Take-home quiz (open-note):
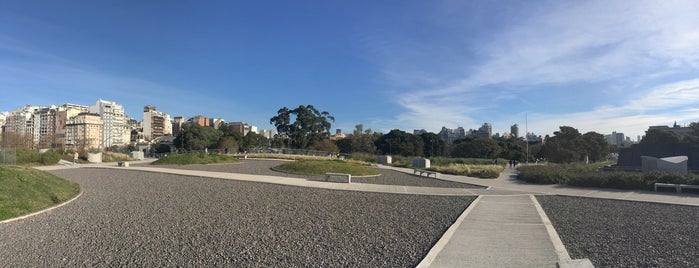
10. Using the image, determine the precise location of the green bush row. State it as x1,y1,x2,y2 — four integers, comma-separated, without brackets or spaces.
16,148,62,165
518,164,699,190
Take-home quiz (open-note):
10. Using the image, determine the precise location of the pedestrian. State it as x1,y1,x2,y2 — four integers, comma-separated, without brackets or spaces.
73,151,79,165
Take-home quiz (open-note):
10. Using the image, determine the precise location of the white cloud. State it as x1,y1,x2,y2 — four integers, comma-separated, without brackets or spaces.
371,0,699,135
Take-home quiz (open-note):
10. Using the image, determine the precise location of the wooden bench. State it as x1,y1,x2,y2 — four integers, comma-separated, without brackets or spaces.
414,169,439,178
325,172,351,183
118,161,129,167
654,183,699,193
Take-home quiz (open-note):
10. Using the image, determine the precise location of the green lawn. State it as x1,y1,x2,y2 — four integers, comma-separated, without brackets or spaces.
151,153,240,165
0,165,81,221
273,160,380,176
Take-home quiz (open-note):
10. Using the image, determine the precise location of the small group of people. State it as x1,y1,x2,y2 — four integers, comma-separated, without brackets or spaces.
508,159,519,168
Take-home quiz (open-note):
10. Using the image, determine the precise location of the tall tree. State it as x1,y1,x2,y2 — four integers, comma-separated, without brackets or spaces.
270,105,335,149
420,132,446,157
349,124,378,153
640,128,683,144
451,138,501,159
540,126,596,163
174,123,222,151
581,131,609,162
374,129,424,156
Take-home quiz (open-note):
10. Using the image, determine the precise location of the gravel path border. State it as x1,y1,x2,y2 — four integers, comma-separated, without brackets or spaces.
0,168,476,267
142,159,485,189
537,195,699,267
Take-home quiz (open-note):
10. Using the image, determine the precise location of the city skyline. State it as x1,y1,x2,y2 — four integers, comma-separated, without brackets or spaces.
2,1,699,138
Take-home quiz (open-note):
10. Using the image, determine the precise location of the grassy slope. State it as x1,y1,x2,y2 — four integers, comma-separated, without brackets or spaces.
273,160,380,176
0,166,81,221
151,153,240,165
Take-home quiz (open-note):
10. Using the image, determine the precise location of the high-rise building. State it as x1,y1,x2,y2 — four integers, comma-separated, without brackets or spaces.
260,129,277,139
35,105,59,148
228,122,257,136
172,116,184,136
142,106,172,140
474,123,493,138
438,126,468,144
510,124,519,139
65,113,103,150
4,106,36,146
89,99,128,148
188,115,209,127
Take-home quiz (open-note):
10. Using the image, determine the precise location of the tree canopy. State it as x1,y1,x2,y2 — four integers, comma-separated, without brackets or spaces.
174,123,223,151
270,105,335,149
374,129,424,156
541,126,609,163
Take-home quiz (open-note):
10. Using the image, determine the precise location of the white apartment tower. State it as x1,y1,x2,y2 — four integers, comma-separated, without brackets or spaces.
89,99,128,148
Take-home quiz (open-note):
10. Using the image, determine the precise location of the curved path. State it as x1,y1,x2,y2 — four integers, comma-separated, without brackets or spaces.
3,160,699,267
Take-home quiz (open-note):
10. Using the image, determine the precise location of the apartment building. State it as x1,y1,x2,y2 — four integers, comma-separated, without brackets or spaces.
65,113,104,150
89,99,128,148
142,105,172,140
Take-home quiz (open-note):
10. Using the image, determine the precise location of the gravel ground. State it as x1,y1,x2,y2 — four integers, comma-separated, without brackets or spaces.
142,159,485,189
0,168,476,267
537,195,699,267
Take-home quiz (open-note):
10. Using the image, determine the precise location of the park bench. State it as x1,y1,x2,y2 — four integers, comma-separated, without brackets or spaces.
413,169,439,178
324,172,352,183
118,161,129,167
654,183,699,193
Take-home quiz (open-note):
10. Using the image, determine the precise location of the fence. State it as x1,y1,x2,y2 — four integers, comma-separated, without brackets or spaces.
0,147,17,165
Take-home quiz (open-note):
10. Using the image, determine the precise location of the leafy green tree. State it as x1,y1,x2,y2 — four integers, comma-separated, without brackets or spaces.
348,124,378,153
499,140,526,161
451,138,501,159
218,136,239,153
334,138,352,153
310,139,340,153
270,105,335,149
174,123,223,151
640,128,683,144
540,126,608,163
420,132,446,157
374,129,424,156
240,132,267,149
581,131,609,162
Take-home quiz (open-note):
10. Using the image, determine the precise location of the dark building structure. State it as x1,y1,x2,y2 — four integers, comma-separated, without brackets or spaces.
617,143,699,171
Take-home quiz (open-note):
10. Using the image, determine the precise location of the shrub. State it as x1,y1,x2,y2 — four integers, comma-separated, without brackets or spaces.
517,163,699,191
38,150,61,165
349,152,377,163
428,163,503,178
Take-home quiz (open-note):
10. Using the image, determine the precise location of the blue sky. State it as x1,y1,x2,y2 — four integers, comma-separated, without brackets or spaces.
2,0,699,139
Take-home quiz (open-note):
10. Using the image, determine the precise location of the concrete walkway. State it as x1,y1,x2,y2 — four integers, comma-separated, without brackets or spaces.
35,161,699,267
420,195,560,267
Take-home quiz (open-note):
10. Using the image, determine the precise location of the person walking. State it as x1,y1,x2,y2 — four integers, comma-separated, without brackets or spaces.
73,151,79,165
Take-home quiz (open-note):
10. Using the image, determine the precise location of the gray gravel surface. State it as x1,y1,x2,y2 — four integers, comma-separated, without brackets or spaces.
0,168,475,267
142,159,485,189
537,195,699,267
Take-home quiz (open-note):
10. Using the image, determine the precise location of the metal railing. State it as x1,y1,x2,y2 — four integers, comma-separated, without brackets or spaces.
0,147,17,165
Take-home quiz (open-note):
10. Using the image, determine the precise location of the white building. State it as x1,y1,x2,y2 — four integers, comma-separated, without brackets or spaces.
89,99,129,148
260,129,277,139
4,106,36,146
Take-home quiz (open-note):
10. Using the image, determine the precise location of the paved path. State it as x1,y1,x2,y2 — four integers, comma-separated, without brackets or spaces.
34,160,699,267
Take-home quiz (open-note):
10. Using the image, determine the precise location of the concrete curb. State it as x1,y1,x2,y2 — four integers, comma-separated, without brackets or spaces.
531,195,595,268
416,195,483,268
0,190,83,224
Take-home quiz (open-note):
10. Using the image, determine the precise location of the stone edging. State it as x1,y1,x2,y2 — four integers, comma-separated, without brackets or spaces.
0,190,83,224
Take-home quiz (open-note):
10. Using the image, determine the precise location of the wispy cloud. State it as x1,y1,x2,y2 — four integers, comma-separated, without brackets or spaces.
369,0,699,135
